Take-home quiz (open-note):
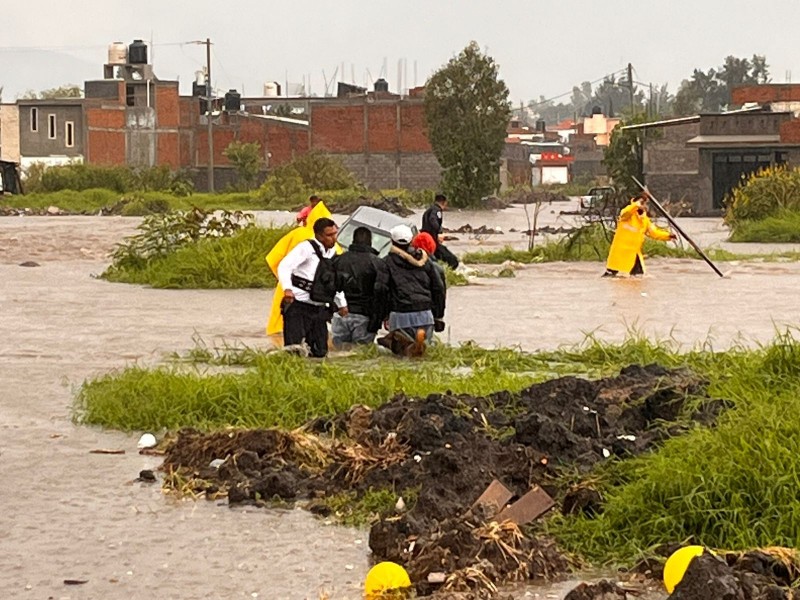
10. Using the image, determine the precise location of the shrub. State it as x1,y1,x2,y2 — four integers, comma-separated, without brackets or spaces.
725,165,800,226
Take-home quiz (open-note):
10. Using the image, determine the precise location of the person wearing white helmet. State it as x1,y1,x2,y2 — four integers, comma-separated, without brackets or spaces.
374,223,446,356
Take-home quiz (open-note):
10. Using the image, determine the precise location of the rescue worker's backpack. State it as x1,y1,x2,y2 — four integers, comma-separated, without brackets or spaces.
307,240,337,304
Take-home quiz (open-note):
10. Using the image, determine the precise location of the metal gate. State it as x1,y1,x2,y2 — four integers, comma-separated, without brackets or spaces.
712,150,784,209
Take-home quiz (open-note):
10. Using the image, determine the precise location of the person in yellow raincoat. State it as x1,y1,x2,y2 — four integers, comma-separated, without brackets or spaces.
603,194,676,277
265,201,340,335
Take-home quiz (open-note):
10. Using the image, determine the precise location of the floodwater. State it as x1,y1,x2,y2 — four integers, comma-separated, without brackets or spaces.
2,209,799,600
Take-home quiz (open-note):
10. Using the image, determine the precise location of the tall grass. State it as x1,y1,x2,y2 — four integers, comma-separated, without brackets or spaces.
729,210,800,243
74,343,561,432
102,226,290,288
462,225,705,264
548,331,800,563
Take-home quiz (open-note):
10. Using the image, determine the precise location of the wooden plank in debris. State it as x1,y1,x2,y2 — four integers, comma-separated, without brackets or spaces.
496,485,555,526
471,479,514,515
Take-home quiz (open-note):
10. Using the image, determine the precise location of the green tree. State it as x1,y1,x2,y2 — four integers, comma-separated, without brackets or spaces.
674,55,770,115
425,41,511,207
223,141,262,191
20,84,82,99
602,114,654,198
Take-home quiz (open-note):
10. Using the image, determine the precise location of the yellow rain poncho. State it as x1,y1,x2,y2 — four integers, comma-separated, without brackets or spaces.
265,201,338,335
606,200,673,274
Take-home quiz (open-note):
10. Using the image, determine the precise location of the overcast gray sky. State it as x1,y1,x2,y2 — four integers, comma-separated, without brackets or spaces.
2,0,799,104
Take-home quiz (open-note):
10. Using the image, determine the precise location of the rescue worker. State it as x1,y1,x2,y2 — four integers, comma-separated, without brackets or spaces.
265,200,338,336
604,194,676,277
375,224,445,357
421,193,459,270
331,226,384,348
277,217,346,357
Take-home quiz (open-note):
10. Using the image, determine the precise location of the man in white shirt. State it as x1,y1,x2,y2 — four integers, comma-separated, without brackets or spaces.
277,217,347,357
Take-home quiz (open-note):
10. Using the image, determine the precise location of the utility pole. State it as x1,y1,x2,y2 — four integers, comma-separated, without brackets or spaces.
627,62,635,114
205,38,214,193
191,39,215,192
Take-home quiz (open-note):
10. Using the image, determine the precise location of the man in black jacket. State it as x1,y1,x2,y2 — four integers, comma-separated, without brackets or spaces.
331,227,383,347
375,224,446,356
421,192,459,269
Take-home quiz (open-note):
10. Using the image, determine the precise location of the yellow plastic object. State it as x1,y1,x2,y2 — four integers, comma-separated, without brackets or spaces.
663,545,705,593
364,561,411,598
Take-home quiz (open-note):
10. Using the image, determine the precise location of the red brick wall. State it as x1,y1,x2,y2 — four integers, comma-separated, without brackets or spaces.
732,84,800,105
157,132,180,169
366,105,398,152
780,119,800,143
311,105,364,152
87,130,126,165
310,99,431,154
86,107,125,129
155,84,180,128
399,103,431,152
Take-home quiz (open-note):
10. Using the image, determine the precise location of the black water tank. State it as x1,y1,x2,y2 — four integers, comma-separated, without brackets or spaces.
193,82,209,114
224,89,241,112
536,119,546,133
374,78,389,93
129,39,148,64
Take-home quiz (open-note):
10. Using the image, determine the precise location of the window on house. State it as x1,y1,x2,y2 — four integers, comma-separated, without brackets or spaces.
65,121,75,148
31,107,39,132
48,114,57,139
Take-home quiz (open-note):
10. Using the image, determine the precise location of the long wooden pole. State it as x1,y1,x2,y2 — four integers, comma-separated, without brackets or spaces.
632,176,725,278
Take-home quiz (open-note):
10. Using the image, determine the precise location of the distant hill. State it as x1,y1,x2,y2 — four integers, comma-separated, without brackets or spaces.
0,49,99,100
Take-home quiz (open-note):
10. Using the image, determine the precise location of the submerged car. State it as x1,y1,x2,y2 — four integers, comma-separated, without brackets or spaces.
337,206,417,257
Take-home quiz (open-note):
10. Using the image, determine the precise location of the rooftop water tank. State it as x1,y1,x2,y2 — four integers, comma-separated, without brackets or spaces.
108,42,128,65
374,78,389,93
128,39,148,65
224,89,241,112
263,81,281,97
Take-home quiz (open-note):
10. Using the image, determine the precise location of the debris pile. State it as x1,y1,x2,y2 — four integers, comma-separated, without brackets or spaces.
160,364,720,597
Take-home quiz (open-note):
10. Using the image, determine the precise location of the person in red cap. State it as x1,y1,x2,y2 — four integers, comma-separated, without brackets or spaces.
296,195,321,226
411,232,447,334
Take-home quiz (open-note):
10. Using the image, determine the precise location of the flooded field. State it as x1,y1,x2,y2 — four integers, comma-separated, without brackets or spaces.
2,209,799,599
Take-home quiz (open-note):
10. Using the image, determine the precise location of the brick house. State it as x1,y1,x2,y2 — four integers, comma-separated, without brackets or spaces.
628,86,800,215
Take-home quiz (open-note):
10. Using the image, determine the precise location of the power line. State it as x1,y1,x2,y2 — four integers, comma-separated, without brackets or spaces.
528,68,628,107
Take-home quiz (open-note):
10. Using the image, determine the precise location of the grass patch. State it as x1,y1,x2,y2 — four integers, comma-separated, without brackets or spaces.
729,211,800,243
445,266,470,286
102,225,290,288
463,224,800,264
546,331,800,564
74,343,565,433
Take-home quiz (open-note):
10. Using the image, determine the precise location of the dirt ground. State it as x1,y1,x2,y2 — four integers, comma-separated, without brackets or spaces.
160,365,711,598
2,208,800,599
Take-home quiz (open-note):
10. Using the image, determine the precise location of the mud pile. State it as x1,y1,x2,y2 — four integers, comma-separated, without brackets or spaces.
326,195,414,217
161,364,719,597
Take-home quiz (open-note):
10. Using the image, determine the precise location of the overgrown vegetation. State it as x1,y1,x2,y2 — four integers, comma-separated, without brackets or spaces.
729,210,800,243
23,162,194,196
725,166,800,241
462,223,706,264
257,151,361,208
223,141,263,191
549,331,800,564
74,342,561,432
101,209,290,288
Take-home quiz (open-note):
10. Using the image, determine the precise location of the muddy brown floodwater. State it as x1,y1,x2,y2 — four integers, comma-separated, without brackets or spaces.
1,209,799,600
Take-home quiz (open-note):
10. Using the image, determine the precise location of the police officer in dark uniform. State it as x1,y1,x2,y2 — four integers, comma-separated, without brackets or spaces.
420,193,459,269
